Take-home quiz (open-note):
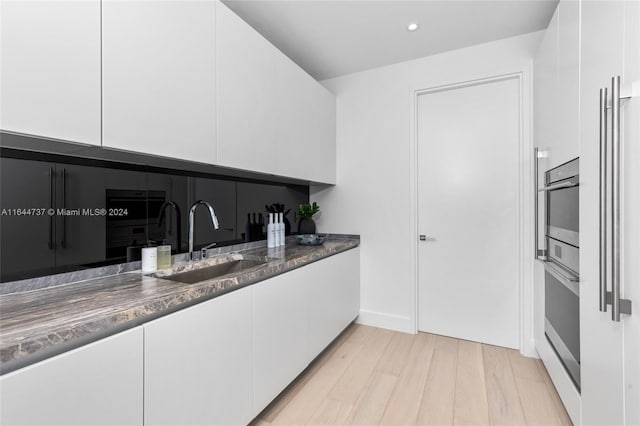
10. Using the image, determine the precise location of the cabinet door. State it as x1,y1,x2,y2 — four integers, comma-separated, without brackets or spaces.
0,327,143,426
216,2,278,175
216,2,336,184
0,0,101,145
102,0,216,164
579,1,626,425
622,2,640,423
0,158,56,282
253,268,310,415
275,56,336,184
144,289,253,426
307,248,360,360
55,164,106,268
556,0,580,163
533,6,560,166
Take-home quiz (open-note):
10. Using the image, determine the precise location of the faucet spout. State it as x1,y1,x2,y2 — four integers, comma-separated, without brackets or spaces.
157,201,182,252
188,200,220,261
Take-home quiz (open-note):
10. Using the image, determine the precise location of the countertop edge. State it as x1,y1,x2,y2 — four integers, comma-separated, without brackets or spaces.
0,238,359,375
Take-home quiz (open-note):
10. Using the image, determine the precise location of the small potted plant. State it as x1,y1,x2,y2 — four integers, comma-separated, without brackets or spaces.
296,202,320,234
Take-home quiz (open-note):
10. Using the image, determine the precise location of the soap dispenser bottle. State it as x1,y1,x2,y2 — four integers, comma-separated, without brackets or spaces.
274,213,281,247
267,213,276,248
279,213,285,246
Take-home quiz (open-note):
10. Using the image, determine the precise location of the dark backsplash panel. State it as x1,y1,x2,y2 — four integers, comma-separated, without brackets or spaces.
0,149,308,283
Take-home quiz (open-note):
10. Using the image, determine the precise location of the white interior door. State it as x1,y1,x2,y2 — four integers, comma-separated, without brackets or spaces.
417,76,521,349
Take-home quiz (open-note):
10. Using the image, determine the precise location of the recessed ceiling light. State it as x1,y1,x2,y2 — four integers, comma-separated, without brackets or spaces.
406,22,420,32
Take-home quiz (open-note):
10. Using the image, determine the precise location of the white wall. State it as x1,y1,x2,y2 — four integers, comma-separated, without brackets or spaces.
312,31,543,334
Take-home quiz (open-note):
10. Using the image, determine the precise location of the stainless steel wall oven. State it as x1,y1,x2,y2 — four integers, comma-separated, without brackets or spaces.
536,156,581,390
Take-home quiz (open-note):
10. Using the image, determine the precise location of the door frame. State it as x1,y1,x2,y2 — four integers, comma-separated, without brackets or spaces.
408,71,536,356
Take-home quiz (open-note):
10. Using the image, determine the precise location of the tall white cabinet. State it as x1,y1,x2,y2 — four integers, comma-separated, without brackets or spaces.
535,1,640,425
102,0,217,164
0,0,101,145
533,4,582,422
579,1,639,425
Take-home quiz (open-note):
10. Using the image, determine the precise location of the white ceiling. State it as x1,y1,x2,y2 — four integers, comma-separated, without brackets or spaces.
221,0,558,81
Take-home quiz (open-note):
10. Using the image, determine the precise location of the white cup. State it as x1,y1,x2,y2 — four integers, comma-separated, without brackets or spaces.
141,247,158,273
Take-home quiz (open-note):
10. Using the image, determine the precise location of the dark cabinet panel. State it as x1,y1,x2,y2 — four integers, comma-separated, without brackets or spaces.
55,164,106,268
1,160,108,280
0,158,56,281
0,153,309,283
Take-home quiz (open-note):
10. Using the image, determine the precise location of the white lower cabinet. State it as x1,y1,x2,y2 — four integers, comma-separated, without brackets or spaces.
0,248,360,426
254,247,361,415
0,327,143,426
143,287,254,426
253,267,311,414
306,248,360,361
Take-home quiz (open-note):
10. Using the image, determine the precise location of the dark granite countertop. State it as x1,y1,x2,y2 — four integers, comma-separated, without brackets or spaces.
0,235,359,374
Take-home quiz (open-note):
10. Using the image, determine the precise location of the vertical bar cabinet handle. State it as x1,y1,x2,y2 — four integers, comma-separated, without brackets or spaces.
61,168,66,249
611,76,622,321
534,147,539,259
48,167,55,250
599,88,608,312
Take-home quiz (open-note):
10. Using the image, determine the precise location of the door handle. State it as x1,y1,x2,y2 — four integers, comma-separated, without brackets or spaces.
600,76,632,321
419,235,436,242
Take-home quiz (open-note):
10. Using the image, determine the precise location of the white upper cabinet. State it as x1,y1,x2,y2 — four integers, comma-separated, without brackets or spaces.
533,6,560,164
556,0,580,163
216,2,336,184
274,54,337,184
102,0,217,164
534,1,580,169
0,0,101,145
216,3,278,175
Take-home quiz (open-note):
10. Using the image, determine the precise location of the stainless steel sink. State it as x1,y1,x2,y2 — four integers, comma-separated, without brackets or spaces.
158,259,266,284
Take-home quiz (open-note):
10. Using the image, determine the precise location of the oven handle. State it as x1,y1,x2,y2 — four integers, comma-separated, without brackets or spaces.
534,148,547,259
599,87,608,312
544,261,579,297
534,148,540,259
538,180,579,192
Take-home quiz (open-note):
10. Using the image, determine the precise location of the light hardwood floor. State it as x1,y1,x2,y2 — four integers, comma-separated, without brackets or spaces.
251,324,572,426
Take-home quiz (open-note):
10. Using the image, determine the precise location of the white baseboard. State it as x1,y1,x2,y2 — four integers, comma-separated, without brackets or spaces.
356,309,415,334
522,336,538,358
